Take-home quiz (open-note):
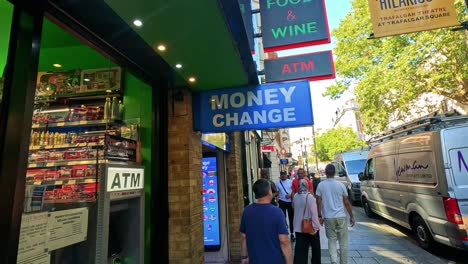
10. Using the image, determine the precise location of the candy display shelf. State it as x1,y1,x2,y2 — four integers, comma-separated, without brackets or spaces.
26,177,97,186
29,142,102,150
43,198,96,204
31,119,119,129
28,159,108,168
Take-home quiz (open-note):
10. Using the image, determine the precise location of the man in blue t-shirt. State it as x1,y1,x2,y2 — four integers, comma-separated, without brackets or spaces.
240,179,293,264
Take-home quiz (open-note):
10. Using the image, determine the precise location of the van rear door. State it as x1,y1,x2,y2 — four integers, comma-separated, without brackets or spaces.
441,125,468,230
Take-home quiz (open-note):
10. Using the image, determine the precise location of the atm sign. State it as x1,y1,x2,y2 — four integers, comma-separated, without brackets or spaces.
107,167,144,192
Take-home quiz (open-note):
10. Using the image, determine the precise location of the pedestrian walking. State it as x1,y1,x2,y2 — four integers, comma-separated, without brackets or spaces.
261,168,279,206
293,179,321,264
316,164,355,264
276,171,295,241
240,179,293,264
291,168,313,197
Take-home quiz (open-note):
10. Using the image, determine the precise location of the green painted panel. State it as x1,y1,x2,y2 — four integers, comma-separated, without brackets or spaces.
105,0,249,90
38,18,116,72
0,1,13,75
38,46,116,72
41,19,82,48
122,73,152,263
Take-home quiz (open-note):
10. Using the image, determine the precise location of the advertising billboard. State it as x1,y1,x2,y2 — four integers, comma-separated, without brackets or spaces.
368,0,460,37
202,156,221,251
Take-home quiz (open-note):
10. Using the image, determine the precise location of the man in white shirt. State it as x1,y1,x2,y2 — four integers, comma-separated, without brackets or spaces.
316,164,355,264
276,171,295,241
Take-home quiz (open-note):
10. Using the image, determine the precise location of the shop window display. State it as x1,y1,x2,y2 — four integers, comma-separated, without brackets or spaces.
17,17,144,264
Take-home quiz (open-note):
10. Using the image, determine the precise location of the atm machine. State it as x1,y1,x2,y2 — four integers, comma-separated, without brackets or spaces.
95,163,145,264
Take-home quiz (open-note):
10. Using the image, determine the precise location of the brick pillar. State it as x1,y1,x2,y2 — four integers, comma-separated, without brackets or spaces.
168,91,204,264
226,132,245,262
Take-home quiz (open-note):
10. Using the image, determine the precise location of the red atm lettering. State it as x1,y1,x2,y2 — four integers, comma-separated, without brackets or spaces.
282,60,315,74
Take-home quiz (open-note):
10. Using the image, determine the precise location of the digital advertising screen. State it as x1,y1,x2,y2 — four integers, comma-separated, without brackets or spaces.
202,156,221,251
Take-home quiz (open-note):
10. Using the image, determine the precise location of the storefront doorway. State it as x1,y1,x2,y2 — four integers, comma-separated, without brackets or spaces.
0,3,155,262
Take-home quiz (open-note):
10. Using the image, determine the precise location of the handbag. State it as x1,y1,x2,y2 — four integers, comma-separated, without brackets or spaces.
301,193,315,234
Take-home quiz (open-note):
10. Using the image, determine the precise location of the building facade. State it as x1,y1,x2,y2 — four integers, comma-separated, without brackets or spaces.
0,0,258,263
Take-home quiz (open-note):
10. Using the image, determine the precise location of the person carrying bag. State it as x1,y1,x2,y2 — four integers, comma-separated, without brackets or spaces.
293,179,321,264
301,193,315,234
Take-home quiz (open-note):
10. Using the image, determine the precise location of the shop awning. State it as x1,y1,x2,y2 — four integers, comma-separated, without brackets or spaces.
48,0,258,90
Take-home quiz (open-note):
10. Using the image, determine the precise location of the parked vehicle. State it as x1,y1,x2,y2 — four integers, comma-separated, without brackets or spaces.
332,148,369,205
359,112,468,251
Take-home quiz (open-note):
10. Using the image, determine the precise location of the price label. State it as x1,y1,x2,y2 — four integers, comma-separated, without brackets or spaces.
55,181,63,185
79,121,87,125
34,181,42,185
68,180,76,184
85,179,95,183
56,122,65,127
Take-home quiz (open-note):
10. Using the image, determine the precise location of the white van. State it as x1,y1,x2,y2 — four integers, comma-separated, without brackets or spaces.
332,148,369,205
359,113,468,251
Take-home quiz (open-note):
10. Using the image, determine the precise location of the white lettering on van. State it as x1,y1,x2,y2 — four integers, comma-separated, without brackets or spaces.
395,160,429,177
458,151,468,172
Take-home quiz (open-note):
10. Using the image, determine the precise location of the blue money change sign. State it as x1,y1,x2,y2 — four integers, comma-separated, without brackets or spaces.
193,80,314,133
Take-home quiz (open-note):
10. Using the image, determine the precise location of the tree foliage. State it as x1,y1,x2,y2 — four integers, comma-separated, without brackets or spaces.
315,126,366,161
325,0,468,133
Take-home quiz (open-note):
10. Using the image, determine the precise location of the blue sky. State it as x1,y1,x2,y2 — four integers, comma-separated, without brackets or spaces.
281,0,353,139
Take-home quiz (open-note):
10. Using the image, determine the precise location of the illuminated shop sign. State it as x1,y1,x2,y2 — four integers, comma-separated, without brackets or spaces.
202,157,221,251
193,80,314,132
264,50,335,82
107,167,144,192
259,0,330,52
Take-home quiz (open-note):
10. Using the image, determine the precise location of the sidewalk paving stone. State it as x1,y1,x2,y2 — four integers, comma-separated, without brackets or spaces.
288,207,449,264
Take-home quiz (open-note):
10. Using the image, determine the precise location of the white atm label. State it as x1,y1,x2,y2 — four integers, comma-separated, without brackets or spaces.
107,167,144,192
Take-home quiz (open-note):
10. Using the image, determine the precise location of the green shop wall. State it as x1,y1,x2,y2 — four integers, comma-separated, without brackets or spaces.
38,46,116,72
123,73,152,263
0,1,13,75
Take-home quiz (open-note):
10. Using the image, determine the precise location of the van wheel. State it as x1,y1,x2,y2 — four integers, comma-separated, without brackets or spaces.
362,197,375,218
411,216,435,250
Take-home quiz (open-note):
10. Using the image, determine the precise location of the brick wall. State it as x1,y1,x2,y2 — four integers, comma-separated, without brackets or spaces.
167,91,204,264
226,132,245,262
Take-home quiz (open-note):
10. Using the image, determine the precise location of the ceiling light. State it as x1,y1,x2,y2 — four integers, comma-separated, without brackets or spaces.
157,45,166,51
133,19,143,27
53,63,62,68
175,64,182,69
188,77,196,83
83,78,90,82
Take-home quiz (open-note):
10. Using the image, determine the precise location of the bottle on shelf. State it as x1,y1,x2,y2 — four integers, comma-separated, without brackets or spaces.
111,97,118,120
39,131,45,145
48,132,54,146
104,97,111,120
31,131,37,146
